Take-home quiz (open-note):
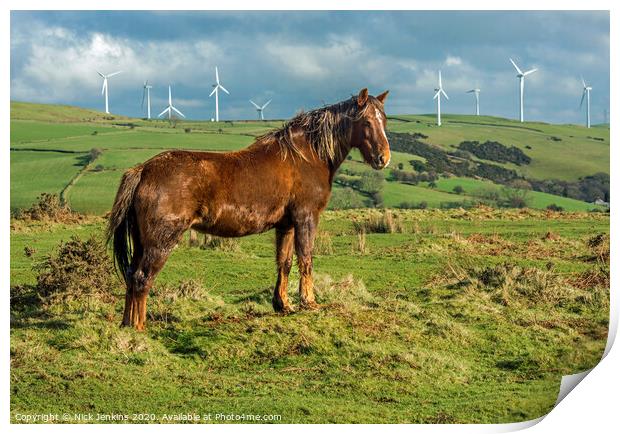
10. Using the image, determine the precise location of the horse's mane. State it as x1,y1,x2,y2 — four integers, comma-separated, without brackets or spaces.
257,95,379,164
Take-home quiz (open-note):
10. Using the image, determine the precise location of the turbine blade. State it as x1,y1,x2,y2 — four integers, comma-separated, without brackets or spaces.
171,106,185,118
524,68,538,76
580,90,586,108
209,87,217,97
96,70,104,78
215,66,219,84
441,89,449,100
433,90,440,100
107,71,122,77
219,85,229,95
158,107,170,118
438,70,442,88
141,87,146,109
101,79,107,95
581,76,587,88
509,58,523,75
262,99,272,109
249,100,260,109
169,86,172,104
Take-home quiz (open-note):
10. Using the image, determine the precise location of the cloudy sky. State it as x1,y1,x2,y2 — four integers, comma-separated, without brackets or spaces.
10,11,610,124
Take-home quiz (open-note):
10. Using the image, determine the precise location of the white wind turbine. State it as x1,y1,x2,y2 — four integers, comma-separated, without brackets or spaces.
97,70,122,114
580,76,592,128
141,80,153,120
209,66,229,122
433,70,449,126
249,99,272,121
158,85,185,120
509,58,538,122
466,86,481,116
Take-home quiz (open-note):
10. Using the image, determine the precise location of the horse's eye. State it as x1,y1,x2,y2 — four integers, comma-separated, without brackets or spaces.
364,121,372,127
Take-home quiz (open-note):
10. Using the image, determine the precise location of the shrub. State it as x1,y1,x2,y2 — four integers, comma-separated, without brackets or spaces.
546,204,564,212
34,235,116,305
184,128,192,133
398,201,428,209
328,187,365,209
453,185,465,195
89,147,103,162
93,164,105,172
14,193,80,223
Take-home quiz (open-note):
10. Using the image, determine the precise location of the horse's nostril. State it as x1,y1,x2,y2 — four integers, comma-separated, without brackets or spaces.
378,155,385,165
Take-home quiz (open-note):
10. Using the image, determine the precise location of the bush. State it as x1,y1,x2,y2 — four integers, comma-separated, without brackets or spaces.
184,128,192,133
329,187,365,210
34,235,116,305
398,201,428,209
359,171,384,194
14,193,80,223
93,164,104,172
546,204,564,212
89,147,103,162
453,185,465,195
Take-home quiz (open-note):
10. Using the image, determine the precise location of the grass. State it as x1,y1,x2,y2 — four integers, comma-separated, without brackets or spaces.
10,101,607,215
10,151,85,211
432,177,601,212
10,209,609,423
387,114,609,181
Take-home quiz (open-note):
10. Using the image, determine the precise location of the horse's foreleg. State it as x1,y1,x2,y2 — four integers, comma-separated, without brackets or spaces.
294,215,320,310
273,227,295,313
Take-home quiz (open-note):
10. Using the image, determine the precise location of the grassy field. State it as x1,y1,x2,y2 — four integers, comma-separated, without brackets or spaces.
10,101,607,215
9,102,609,423
387,114,609,181
9,209,609,423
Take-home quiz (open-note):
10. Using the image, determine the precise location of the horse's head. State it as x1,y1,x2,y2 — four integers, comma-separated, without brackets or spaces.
351,88,391,170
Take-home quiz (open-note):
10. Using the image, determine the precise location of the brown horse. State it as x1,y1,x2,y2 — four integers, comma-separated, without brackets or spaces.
107,88,390,330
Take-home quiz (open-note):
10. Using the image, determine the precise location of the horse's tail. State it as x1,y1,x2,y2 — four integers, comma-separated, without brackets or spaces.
107,165,144,285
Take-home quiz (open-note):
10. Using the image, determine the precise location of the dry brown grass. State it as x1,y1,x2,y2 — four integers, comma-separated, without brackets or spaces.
352,209,405,234
314,231,334,255
431,261,609,309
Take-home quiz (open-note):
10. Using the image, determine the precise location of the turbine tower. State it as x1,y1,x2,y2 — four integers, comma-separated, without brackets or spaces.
509,58,537,122
209,66,229,122
97,70,122,114
580,77,592,128
158,85,185,120
141,80,153,120
466,87,481,116
433,70,449,126
249,99,272,121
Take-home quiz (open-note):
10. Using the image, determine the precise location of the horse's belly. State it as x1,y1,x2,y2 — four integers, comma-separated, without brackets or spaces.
193,203,285,237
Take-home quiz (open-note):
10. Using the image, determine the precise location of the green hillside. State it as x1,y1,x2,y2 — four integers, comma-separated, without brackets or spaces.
10,101,609,215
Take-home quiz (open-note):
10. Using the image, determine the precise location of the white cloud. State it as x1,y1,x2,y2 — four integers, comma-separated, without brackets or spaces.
11,24,220,103
445,55,462,66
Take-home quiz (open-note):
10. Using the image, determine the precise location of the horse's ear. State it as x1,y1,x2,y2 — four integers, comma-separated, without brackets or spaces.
376,90,389,104
357,88,369,107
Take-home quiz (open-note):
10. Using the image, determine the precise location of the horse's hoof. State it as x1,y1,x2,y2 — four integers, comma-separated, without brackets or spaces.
277,305,296,314
300,301,321,311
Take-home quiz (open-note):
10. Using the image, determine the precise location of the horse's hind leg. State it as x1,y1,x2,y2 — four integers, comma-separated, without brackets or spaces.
130,222,188,330
273,226,295,313
121,225,143,327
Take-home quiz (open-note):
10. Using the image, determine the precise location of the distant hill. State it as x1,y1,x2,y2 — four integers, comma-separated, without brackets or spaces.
10,101,609,214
